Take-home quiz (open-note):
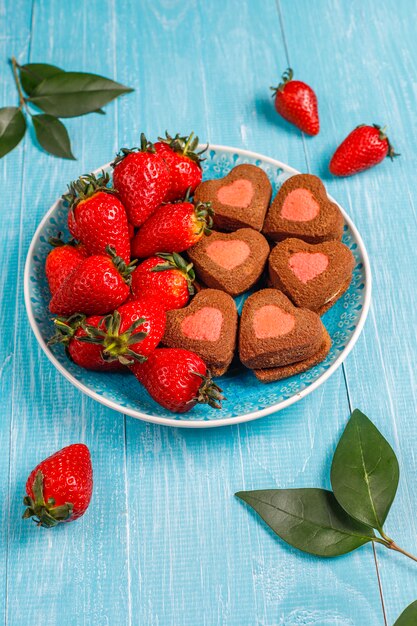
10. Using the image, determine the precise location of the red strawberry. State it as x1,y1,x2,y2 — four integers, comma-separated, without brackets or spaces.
131,252,195,311
45,234,87,295
49,314,125,371
154,132,206,201
271,68,319,136
131,348,223,413
131,195,213,258
329,124,399,177
23,444,93,528
112,134,170,227
64,171,130,263
49,246,135,317
81,298,166,365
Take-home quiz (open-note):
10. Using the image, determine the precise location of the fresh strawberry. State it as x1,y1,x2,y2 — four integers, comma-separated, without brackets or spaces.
112,133,170,227
49,314,125,371
131,348,223,413
23,444,93,528
45,234,87,295
131,195,213,258
64,171,130,263
81,298,166,365
131,252,195,310
49,246,135,316
154,132,206,201
271,68,319,136
329,124,398,176
128,222,135,240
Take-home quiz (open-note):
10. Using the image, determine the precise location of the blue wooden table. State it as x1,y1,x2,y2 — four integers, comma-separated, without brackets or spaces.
1,1,416,624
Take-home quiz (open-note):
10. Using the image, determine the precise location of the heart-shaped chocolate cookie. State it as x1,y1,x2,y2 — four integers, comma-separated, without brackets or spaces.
268,238,355,315
262,174,344,244
162,289,238,376
238,288,327,371
194,164,272,232
187,228,270,296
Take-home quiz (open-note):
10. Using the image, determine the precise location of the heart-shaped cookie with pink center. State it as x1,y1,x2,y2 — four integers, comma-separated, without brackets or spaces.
262,174,344,244
239,288,327,372
194,164,272,232
162,289,238,376
268,238,355,315
187,228,270,297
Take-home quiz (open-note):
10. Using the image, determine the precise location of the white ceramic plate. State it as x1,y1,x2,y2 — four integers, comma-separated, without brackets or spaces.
24,145,371,428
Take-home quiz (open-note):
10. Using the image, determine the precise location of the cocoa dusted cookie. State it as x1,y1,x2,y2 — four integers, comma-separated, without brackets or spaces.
187,228,270,297
194,164,272,232
239,288,329,373
268,238,355,315
162,289,238,376
262,174,344,244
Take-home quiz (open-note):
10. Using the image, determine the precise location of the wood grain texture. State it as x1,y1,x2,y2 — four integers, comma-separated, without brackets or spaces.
0,0,416,624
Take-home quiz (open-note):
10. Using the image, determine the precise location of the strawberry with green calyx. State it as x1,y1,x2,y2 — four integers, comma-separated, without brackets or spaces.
80,297,166,365
23,444,93,528
131,348,224,413
130,252,195,310
45,233,87,295
112,133,170,227
155,131,207,201
329,124,399,177
271,68,319,136
49,245,136,316
64,171,131,263
131,191,213,258
49,313,125,371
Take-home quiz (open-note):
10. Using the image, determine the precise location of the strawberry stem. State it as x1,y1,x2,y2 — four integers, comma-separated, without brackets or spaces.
23,471,74,528
270,67,294,95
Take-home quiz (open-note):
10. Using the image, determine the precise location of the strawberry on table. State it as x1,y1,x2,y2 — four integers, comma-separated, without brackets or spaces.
49,245,135,317
112,133,170,227
49,314,125,371
154,132,206,201
131,252,195,311
80,297,166,365
45,234,87,295
131,194,213,258
271,68,319,136
131,348,224,413
23,444,93,528
329,124,399,176
64,171,131,263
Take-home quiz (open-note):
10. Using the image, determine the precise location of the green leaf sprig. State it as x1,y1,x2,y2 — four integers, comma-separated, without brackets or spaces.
236,410,417,625
0,57,133,160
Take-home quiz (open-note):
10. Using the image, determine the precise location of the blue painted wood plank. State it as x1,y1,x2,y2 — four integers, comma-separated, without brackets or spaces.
279,0,417,622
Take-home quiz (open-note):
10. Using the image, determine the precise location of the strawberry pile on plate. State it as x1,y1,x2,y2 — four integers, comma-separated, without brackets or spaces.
46,132,223,414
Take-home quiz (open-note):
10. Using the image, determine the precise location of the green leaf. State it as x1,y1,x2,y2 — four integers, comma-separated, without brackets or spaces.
0,107,26,158
28,72,134,118
32,114,75,160
235,488,375,557
394,600,417,625
331,409,399,532
19,63,64,96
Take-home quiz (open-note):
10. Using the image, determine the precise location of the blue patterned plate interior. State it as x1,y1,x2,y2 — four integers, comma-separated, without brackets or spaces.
27,148,367,423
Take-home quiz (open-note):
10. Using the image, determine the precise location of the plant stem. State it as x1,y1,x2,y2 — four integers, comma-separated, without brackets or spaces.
386,541,417,563
10,56,28,111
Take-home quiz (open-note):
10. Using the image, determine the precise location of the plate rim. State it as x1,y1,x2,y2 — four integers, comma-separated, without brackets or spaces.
24,144,372,429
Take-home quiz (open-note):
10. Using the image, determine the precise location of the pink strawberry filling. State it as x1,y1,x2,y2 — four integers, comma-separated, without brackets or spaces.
253,305,295,339
281,188,320,222
206,239,251,270
217,179,254,208
181,307,223,341
289,252,329,283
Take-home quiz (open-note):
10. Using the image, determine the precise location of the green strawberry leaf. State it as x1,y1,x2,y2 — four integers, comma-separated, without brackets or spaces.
394,600,417,625
0,107,26,158
28,72,134,118
331,409,399,532
236,488,375,557
19,62,64,96
32,114,75,160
